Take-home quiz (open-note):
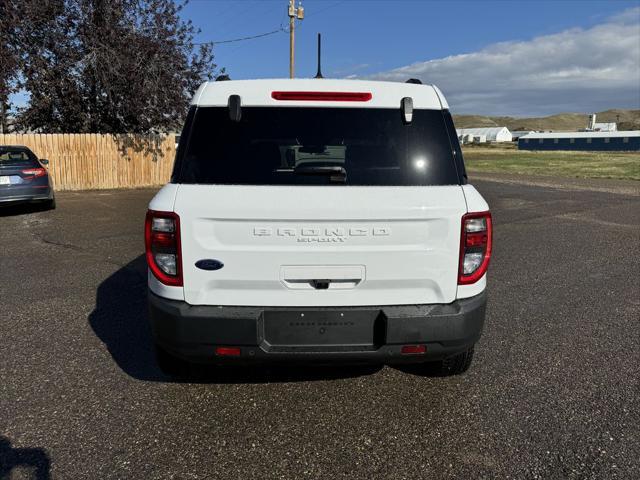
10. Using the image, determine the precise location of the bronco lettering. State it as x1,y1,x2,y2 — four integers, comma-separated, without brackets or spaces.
251,226,391,241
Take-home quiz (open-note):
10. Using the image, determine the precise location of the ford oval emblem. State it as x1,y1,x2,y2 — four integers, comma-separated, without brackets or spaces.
195,259,224,271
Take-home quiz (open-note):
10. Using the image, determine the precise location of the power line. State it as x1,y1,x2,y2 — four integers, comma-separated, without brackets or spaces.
194,0,345,47
196,28,284,46
305,0,345,19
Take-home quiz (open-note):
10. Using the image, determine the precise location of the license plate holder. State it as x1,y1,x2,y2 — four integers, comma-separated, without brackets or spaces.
0,176,10,185
263,309,382,347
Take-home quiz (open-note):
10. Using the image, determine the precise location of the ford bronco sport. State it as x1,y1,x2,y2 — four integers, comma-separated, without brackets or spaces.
146,79,491,377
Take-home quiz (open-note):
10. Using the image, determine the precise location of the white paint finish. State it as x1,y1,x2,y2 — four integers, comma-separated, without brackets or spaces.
148,183,180,212
281,265,365,290
172,185,468,307
461,184,490,213
431,85,450,109
147,79,494,307
456,274,487,299
148,271,184,300
192,79,448,110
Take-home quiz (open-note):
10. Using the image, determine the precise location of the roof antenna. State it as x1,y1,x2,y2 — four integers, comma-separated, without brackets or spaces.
314,33,324,79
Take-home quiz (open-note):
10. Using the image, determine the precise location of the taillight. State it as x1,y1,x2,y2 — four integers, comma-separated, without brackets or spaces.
21,168,47,178
458,211,492,285
145,210,182,286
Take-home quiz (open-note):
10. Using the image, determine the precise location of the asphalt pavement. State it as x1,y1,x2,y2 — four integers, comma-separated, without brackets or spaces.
1,175,638,479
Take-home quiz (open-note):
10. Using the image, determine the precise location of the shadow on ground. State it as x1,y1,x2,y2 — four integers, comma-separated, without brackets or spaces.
0,436,50,480
0,202,50,217
88,255,381,383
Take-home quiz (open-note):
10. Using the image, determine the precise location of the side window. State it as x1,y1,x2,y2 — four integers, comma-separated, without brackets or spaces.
171,106,197,183
441,110,466,184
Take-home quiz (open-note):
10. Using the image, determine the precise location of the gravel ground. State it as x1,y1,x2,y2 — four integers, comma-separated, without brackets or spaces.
1,176,638,479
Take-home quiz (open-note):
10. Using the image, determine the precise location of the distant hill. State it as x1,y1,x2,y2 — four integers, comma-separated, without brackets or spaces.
453,109,640,132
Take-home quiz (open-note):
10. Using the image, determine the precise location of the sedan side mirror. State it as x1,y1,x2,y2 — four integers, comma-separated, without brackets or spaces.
40,159,49,165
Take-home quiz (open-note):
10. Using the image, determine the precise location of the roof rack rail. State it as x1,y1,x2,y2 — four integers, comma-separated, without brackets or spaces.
405,78,422,84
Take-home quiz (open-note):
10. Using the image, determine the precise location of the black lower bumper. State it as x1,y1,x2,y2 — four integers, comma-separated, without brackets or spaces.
148,291,487,365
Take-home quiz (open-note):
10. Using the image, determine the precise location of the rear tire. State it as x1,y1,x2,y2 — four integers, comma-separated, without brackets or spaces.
43,197,56,210
421,346,475,377
154,344,191,379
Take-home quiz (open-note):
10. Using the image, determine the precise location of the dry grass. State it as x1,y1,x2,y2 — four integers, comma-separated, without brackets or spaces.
463,146,640,181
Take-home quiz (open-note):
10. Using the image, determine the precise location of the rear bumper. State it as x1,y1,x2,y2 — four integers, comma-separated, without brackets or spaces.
148,291,487,365
0,187,53,204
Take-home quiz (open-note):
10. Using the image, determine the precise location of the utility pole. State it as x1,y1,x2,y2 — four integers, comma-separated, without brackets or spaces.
288,0,304,78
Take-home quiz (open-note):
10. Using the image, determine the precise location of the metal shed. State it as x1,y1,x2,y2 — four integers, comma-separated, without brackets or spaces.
511,130,535,140
518,131,640,151
455,127,512,142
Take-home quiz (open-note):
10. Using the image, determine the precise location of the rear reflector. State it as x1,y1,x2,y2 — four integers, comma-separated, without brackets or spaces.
401,345,426,355
215,346,241,357
271,91,372,102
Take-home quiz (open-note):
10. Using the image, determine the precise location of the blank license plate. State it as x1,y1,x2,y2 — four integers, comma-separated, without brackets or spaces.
263,310,381,347
0,176,10,185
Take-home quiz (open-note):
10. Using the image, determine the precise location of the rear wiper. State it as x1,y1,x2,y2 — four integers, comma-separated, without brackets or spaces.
293,165,347,182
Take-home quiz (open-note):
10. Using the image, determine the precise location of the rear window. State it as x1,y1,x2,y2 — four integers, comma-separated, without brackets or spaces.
0,148,38,167
174,107,461,186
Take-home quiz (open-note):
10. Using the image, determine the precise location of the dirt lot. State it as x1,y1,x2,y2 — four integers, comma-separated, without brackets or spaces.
1,175,639,479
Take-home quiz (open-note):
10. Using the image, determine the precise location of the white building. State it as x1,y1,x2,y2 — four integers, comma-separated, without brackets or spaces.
593,122,617,132
587,113,617,132
458,133,475,144
456,127,512,142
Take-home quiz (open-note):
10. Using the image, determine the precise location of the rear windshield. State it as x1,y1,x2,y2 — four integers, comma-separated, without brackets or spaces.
0,148,38,168
173,107,461,186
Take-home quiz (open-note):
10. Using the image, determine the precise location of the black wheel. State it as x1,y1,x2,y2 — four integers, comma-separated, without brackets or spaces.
418,347,475,377
43,197,56,210
154,344,191,379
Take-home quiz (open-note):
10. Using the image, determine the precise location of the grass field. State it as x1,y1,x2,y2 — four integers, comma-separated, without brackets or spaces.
462,144,640,180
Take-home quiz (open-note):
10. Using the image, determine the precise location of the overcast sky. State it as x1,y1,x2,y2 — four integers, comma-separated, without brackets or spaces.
368,7,640,116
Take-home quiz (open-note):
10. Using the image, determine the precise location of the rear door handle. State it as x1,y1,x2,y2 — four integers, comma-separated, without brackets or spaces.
280,265,365,290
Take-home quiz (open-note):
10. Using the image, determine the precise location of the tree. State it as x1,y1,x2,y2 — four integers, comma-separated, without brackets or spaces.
15,0,221,133
0,0,21,133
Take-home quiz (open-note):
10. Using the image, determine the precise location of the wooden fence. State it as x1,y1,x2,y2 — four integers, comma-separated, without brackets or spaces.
0,133,176,191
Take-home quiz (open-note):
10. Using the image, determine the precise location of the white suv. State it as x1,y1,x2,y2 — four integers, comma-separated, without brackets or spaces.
146,78,492,377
